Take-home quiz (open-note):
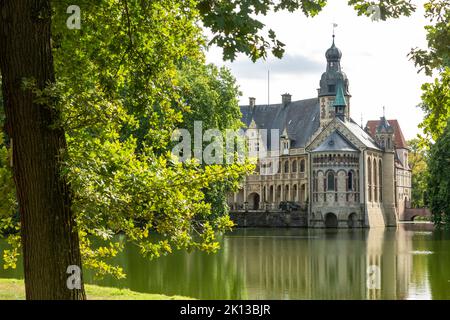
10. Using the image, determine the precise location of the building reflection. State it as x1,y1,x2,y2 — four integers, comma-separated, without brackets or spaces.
1,224,445,300
224,227,414,299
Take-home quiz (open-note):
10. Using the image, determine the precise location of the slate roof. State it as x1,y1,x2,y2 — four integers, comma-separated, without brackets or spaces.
240,98,383,152
365,119,408,149
240,98,320,150
312,130,358,152
341,118,381,150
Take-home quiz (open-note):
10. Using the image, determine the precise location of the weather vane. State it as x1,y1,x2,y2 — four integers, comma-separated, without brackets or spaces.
332,22,338,38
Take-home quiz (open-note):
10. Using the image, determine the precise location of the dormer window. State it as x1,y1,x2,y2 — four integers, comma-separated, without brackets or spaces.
328,85,335,93
283,140,289,154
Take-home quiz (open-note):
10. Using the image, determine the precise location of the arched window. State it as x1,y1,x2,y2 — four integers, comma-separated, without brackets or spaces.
284,161,289,173
379,160,383,202
368,158,372,202
300,159,305,172
327,171,335,191
348,171,353,191
313,171,317,202
292,160,297,173
373,159,378,202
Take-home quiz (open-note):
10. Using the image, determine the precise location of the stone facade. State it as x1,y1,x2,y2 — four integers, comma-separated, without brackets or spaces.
229,37,412,228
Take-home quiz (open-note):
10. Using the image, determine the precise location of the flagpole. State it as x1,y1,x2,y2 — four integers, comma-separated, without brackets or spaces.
267,69,270,107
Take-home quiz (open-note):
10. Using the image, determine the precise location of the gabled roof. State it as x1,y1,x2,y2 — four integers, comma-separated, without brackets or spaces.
306,117,381,152
312,130,358,152
365,119,408,149
340,118,381,150
240,98,320,150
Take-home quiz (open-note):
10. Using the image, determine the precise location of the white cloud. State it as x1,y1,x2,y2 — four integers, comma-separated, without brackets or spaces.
205,0,432,140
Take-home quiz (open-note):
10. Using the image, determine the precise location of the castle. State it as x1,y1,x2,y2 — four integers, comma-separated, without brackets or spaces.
228,36,412,228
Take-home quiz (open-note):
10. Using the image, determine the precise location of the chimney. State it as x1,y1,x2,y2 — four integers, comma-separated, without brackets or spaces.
249,97,256,107
282,93,292,106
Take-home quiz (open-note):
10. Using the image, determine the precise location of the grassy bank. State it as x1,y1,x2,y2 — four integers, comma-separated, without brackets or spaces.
0,278,193,300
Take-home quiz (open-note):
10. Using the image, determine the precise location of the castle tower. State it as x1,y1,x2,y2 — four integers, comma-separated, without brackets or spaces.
318,35,351,126
375,115,394,151
376,116,398,226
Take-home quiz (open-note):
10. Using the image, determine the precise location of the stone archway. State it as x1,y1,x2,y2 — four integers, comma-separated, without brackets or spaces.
247,192,260,210
348,213,357,228
325,212,338,228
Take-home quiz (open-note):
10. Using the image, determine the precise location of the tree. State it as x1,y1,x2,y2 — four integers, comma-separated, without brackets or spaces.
409,0,450,145
176,60,244,218
409,0,450,76
418,68,450,144
0,0,85,299
0,0,417,299
427,119,450,226
199,0,415,61
408,1,449,226
407,138,428,208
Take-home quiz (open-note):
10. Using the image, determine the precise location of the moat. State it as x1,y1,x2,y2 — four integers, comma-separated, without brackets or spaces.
1,223,449,299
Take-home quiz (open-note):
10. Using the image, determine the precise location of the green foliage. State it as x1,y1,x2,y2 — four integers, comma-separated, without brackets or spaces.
409,1,450,227
427,119,450,226
408,138,429,208
418,67,450,145
410,1,449,147
0,133,16,221
176,59,246,218
409,0,450,76
198,0,415,61
53,0,252,277
177,60,243,132
0,0,253,277
1,233,20,270
349,0,415,20
0,81,18,232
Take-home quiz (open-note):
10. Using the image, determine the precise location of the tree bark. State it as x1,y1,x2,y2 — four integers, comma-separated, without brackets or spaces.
0,0,86,299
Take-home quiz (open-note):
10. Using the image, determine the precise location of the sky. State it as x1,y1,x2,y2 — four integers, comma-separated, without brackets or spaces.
204,0,433,140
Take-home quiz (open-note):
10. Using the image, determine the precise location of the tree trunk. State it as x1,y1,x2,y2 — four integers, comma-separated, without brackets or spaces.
0,0,86,299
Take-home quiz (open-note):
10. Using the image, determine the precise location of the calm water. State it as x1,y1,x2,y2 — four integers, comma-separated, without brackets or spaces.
1,223,450,299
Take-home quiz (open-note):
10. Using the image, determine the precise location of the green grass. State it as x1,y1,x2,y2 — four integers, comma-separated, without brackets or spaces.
0,278,193,300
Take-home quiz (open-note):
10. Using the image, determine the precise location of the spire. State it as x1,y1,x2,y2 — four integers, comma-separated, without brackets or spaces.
333,80,347,107
333,80,347,120
375,107,394,150
377,106,393,134
319,34,349,97
325,35,342,62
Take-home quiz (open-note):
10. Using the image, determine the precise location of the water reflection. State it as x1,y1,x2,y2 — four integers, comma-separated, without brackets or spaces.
1,223,449,300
